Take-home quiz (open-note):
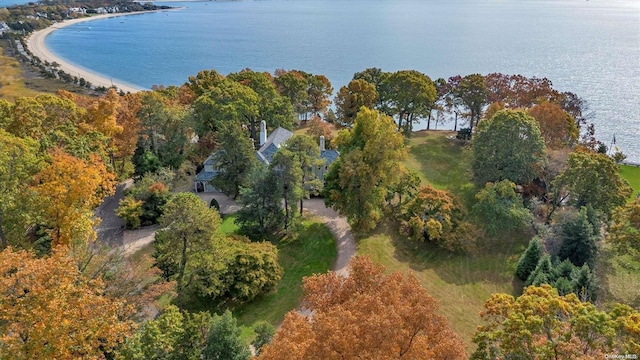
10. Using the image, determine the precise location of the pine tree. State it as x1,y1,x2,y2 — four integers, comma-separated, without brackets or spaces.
202,311,251,360
525,254,554,287
572,264,598,301
558,207,599,267
515,237,543,280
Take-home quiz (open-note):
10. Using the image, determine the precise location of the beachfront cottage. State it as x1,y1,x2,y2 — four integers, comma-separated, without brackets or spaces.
194,121,339,193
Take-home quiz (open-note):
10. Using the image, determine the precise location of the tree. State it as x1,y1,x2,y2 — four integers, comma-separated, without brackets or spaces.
273,69,308,117
33,149,115,246
553,150,632,218
472,180,533,235
0,130,42,248
252,322,275,356
116,305,212,360
0,246,134,359
202,311,251,360
270,148,303,231
324,108,407,232
185,69,225,97
399,185,474,251
472,109,546,185
557,206,599,268
282,135,325,215
607,198,640,256
216,236,282,302
334,79,378,126
211,122,257,199
235,166,285,237
528,101,579,149
257,256,467,360
472,285,637,359
452,73,488,135
515,236,543,281
228,69,295,132
154,192,222,295
383,70,437,134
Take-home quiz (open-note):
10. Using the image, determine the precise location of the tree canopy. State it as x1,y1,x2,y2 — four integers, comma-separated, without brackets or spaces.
472,109,546,185
258,256,467,359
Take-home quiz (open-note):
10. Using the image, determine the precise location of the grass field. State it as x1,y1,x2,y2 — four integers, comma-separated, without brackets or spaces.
0,42,41,101
620,164,640,199
357,130,529,352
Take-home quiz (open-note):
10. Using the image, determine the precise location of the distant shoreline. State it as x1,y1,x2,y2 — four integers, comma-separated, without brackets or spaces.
26,9,179,94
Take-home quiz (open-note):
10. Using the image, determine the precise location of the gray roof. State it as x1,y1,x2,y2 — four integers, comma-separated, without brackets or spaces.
195,169,217,181
257,127,293,164
203,153,217,166
320,149,340,166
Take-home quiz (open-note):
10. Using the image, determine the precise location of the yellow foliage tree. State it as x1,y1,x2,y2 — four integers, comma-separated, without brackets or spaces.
33,148,115,246
0,246,134,359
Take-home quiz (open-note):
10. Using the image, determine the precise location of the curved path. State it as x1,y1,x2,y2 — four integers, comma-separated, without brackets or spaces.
102,190,356,274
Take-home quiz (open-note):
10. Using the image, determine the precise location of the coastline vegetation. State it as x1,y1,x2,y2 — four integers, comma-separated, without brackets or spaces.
0,57,638,358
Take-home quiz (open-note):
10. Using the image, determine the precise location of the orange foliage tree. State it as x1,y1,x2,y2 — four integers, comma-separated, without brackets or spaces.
528,101,579,149
257,256,467,360
33,148,115,246
0,246,134,359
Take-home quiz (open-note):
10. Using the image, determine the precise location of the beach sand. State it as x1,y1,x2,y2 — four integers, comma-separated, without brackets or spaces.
26,12,167,94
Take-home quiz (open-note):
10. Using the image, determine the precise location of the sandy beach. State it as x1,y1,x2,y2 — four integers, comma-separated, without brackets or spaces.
26,12,169,94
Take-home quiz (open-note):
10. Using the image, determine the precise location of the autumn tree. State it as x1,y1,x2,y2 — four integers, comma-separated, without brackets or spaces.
185,69,225,97
399,185,474,251
0,130,42,248
0,246,134,359
211,122,258,199
257,256,467,360
273,69,308,117
607,198,640,256
334,79,378,126
472,285,638,359
324,108,407,232
553,149,632,218
528,101,579,149
472,109,546,186
33,148,115,246
472,180,533,235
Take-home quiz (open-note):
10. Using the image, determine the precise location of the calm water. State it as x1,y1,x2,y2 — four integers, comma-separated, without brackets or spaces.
0,0,31,7
45,0,640,162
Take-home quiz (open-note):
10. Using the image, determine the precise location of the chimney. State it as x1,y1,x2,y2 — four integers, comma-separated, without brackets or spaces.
319,135,325,151
260,120,267,146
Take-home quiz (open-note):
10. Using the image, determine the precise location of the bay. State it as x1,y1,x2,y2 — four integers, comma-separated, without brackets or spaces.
0,0,32,7
44,0,640,162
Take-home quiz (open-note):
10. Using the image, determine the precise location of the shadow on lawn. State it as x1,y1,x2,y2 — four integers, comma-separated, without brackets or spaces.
376,219,528,297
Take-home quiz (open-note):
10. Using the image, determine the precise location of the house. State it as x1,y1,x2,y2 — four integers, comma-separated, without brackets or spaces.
194,121,339,192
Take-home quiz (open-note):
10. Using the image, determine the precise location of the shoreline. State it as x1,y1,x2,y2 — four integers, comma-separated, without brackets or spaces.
26,10,176,94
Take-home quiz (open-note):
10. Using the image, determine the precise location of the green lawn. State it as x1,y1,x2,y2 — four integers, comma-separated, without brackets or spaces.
406,131,477,206
620,164,640,199
358,130,529,352
232,219,336,328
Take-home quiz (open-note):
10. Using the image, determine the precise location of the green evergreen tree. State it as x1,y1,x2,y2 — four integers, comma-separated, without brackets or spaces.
558,207,599,268
572,264,598,301
202,311,250,360
212,122,257,199
515,237,543,280
525,254,554,287
235,166,285,238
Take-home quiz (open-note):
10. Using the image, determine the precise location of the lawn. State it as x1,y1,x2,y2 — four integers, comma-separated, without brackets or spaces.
232,219,336,327
358,130,529,352
620,164,640,199
406,131,477,206
0,42,41,101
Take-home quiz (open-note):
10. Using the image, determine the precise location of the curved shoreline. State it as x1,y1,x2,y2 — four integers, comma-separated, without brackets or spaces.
26,10,175,94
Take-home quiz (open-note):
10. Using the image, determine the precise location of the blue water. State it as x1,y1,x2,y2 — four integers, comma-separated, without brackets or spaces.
0,0,32,7
45,0,640,162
